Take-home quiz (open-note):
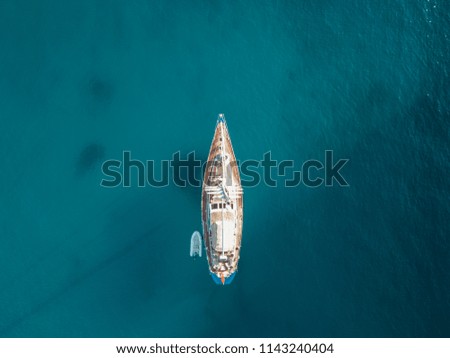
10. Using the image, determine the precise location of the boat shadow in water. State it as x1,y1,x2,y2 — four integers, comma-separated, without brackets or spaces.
170,149,208,203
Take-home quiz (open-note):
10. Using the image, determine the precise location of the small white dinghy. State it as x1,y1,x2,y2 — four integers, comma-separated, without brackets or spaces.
190,231,202,257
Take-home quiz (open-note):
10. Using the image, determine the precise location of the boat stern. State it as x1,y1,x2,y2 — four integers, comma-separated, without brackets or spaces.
210,271,237,285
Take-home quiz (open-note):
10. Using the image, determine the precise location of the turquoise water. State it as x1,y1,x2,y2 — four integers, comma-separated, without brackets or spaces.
0,0,449,337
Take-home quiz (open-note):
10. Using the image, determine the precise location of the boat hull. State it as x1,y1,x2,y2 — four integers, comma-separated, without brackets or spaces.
201,115,243,285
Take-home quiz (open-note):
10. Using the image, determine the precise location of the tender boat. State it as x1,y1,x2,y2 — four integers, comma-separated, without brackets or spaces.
201,114,243,285
190,231,202,257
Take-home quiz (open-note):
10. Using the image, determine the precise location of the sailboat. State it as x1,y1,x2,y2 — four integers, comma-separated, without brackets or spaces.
190,231,202,257
201,114,243,285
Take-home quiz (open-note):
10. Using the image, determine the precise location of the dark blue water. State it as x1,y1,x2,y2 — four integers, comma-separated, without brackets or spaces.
0,0,449,337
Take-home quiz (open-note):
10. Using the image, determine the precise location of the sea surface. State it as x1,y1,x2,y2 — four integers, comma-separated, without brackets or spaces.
0,0,449,337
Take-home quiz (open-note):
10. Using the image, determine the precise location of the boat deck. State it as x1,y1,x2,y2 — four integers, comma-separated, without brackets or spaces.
201,116,243,283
